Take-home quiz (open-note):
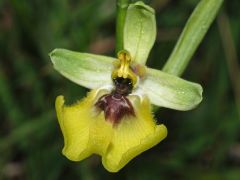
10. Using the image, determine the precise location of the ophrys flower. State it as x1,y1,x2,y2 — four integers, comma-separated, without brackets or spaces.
50,1,202,172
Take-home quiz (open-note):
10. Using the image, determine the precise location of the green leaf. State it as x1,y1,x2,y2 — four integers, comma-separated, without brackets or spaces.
163,0,224,76
139,68,203,111
123,1,156,65
49,49,116,89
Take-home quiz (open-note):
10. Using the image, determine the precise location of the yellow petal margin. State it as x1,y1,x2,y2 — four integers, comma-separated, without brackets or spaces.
55,90,167,172
102,95,167,172
55,90,113,161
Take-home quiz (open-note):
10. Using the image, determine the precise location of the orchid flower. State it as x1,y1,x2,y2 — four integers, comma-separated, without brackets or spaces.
50,2,202,172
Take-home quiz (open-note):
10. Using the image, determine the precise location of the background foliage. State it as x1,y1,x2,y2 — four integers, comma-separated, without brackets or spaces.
0,0,240,179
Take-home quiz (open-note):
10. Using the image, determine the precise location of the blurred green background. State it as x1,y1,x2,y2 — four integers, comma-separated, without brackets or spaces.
0,0,240,179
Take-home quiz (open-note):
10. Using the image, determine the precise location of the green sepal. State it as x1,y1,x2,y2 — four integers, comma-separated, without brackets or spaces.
123,1,156,65
49,49,116,89
139,68,203,111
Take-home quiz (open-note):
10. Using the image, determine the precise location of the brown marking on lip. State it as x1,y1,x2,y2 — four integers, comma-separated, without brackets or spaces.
95,77,135,125
95,93,135,124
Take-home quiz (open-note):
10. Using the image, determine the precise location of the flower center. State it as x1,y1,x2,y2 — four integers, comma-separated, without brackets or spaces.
95,50,140,125
112,50,137,87
95,77,135,125
113,77,133,95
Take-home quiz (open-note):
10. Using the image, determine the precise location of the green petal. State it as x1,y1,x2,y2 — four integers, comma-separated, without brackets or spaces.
50,48,116,89
123,1,156,65
139,68,203,111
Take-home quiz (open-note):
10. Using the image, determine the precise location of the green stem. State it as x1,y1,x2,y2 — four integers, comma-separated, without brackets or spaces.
162,0,224,76
116,0,130,54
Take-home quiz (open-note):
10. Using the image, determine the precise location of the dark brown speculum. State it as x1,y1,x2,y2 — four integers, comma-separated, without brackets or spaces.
95,78,135,124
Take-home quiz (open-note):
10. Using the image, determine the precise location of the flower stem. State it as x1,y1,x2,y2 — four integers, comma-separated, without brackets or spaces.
162,0,224,76
116,0,129,54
